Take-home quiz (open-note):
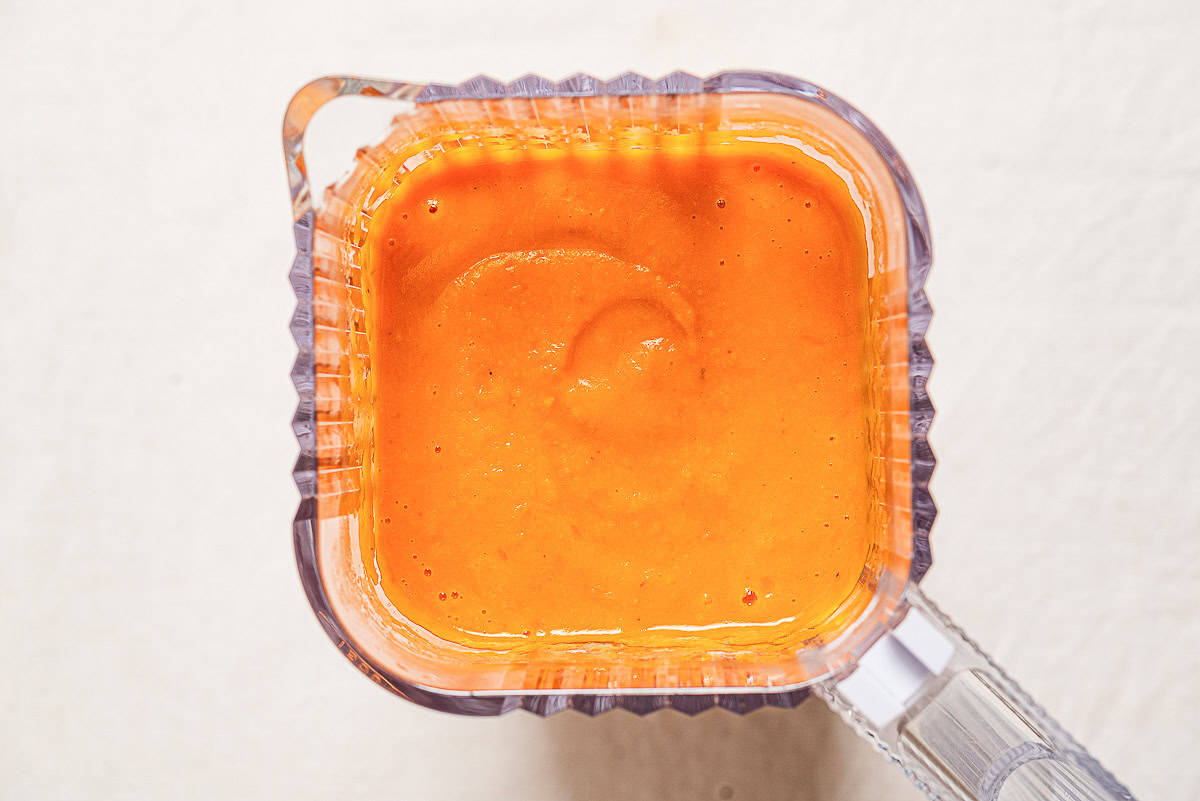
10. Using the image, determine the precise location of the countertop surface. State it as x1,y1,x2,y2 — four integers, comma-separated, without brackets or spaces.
2,1,1198,799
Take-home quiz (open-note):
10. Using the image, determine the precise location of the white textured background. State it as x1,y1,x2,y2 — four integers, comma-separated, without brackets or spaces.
2,1,1198,799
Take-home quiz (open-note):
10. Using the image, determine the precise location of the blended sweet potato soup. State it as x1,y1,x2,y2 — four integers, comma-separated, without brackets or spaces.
361,136,879,652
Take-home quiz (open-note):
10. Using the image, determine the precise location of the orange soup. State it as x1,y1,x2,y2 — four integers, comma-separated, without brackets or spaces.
362,140,876,651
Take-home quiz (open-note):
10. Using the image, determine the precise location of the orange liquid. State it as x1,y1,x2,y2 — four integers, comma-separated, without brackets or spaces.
363,142,876,650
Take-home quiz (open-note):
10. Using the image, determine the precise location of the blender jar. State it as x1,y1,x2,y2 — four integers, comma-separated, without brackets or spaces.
284,71,1137,801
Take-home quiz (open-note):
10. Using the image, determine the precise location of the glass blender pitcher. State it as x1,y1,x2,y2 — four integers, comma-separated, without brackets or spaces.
283,70,1137,801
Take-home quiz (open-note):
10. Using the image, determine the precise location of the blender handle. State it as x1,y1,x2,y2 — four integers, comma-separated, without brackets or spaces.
818,588,1137,801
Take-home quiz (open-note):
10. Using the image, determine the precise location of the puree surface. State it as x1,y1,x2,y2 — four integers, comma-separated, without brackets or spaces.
363,140,875,650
